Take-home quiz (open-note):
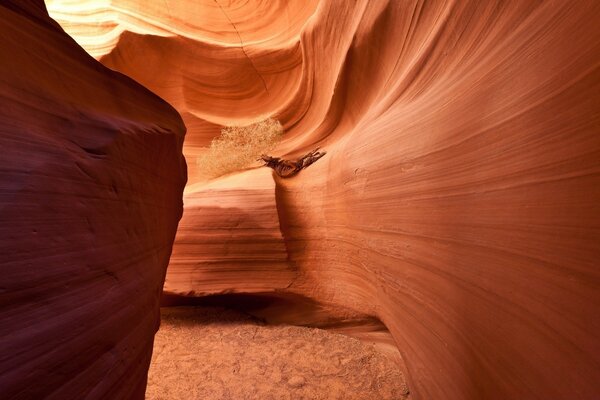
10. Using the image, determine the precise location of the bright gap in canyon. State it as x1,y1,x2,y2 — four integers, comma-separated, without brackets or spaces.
1,1,599,399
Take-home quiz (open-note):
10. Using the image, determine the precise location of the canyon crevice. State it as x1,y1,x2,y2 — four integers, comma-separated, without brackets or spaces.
1,0,599,399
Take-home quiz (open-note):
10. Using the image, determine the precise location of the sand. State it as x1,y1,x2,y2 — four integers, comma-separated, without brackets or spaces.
146,307,410,399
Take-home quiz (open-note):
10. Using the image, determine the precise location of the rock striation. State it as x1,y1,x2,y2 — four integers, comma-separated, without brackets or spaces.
44,1,600,399
166,168,294,296
0,1,186,399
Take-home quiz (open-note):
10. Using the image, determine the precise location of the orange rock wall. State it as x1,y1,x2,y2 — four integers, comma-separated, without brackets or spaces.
46,1,600,399
275,2,600,399
0,1,186,398
166,169,294,296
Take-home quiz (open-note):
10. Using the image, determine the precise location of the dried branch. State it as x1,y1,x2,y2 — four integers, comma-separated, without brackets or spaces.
259,148,326,178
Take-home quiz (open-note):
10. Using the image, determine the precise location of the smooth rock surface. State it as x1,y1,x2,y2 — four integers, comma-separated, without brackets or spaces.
47,1,600,399
0,1,186,399
165,169,294,296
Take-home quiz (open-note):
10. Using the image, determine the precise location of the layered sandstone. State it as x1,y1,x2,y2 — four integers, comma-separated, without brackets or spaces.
46,1,600,399
165,168,294,296
0,1,186,399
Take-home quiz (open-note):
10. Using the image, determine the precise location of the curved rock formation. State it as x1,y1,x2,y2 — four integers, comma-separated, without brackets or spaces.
0,1,186,399
46,1,600,399
166,168,294,296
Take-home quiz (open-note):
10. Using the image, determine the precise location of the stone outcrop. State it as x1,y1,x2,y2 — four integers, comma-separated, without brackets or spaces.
166,169,294,296
41,1,600,399
0,1,186,398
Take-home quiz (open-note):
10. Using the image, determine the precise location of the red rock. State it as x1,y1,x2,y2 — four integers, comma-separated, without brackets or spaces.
165,169,294,296
0,1,186,398
44,1,600,399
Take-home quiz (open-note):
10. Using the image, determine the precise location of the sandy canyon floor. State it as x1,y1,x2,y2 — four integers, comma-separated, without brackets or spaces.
147,307,410,399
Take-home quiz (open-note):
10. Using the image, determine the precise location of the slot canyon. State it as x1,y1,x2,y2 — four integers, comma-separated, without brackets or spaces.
1,0,599,399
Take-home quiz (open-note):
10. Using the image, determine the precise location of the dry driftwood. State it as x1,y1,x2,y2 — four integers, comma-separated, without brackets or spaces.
259,148,326,178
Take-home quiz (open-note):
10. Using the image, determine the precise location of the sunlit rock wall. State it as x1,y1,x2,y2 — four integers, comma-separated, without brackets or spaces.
166,168,294,296
46,0,600,399
0,1,186,398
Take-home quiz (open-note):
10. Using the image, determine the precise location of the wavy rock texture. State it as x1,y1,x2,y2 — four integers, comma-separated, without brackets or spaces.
166,168,294,296
46,0,600,399
0,1,186,399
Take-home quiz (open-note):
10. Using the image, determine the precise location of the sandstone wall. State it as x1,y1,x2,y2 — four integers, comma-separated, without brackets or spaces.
0,2,186,398
46,1,600,398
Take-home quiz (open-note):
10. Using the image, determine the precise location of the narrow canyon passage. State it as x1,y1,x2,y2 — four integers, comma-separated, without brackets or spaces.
147,307,410,400
1,1,599,400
